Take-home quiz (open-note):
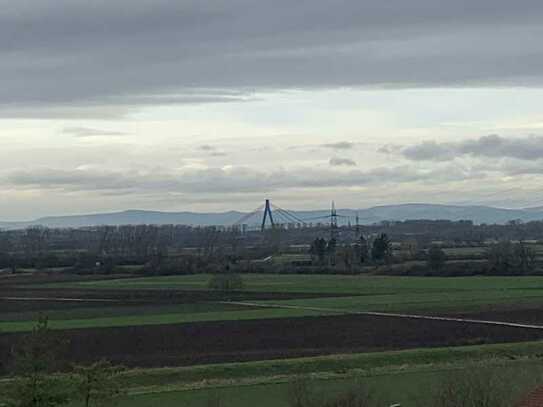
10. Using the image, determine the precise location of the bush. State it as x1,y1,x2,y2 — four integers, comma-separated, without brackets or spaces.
429,369,535,407
427,246,447,271
287,378,378,407
322,384,377,407
287,376,315,407
207,273,244,291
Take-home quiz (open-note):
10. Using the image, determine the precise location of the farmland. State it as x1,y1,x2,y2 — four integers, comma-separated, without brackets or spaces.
3,272,543,405
24,273,543,320
9,340,543,406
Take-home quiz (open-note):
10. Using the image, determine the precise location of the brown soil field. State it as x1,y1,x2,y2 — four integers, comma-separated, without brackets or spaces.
0,273,133,286
2,314,543,374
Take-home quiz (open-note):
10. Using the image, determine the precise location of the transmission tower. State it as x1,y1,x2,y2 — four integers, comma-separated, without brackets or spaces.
330,201,338,241
261,199,275,232
355,211,360,237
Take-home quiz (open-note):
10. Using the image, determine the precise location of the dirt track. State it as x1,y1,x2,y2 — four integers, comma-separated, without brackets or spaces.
448,308,543,326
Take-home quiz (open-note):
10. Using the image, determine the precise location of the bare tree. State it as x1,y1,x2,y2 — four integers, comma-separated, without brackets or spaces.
430,369,529,407
206,390,225,407
73,360,124,407
322,383,378,407
287,376,315,407
8,317,71,407
287,378,378,407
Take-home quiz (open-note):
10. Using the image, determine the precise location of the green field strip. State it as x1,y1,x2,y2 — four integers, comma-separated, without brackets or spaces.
0,307,337,333
254,290,543,314
7,289,543,331
115,340,543,389
54,274,543,296
98,362,542,407
0,302,250,323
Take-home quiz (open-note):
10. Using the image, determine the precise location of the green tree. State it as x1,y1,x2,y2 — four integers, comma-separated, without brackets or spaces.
371,234,392,262
427,246,447,272
73,360,124,407
358,235,368,264
310,238,327,265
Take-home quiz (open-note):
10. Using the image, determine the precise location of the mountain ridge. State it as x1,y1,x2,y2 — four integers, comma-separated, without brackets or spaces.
1,203,543,230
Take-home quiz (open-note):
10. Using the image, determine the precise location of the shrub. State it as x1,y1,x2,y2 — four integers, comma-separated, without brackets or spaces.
427,246,447,272
322,384,377,407
287,376,315,407
429,369,534,407
287,378,378,407
207,273,244,291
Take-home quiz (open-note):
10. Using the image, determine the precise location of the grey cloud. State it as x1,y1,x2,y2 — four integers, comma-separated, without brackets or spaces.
322,142,355,150
488,160,543,177
401,135,543,161
62,126,128,137
377,145,396,155
459,135,543,160
198,144,228,157
3,1,543,116
329,157,356,167
402,141,456,161
3,162,483,197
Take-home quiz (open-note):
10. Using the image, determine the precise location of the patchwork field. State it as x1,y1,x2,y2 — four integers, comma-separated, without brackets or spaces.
3,273,543,405
6,340,543,406
5,273,543,327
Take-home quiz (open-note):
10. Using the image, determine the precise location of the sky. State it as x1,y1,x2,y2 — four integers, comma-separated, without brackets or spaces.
2,0,543,220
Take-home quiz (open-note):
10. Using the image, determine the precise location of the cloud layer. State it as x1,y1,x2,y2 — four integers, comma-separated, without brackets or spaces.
2,163,479,196
329,157,357,167
2,1,543,114
62,127,128,137
401,135,543,161
2,3,543,218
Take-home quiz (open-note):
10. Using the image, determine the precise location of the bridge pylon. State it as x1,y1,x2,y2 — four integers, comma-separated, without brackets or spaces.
261,199,275,232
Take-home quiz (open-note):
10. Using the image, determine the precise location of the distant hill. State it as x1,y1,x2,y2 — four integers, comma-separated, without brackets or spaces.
2,204,543,230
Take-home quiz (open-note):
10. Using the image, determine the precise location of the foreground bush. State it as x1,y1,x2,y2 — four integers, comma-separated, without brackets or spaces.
322,385,377,407
2,318,124,407
287,378,378,407
429,368,540,407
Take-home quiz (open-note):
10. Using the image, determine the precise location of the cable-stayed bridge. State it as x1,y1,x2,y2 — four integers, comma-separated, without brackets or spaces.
232,199,359,237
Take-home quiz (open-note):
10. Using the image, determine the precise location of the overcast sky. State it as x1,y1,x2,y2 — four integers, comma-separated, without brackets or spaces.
2,0,543,220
